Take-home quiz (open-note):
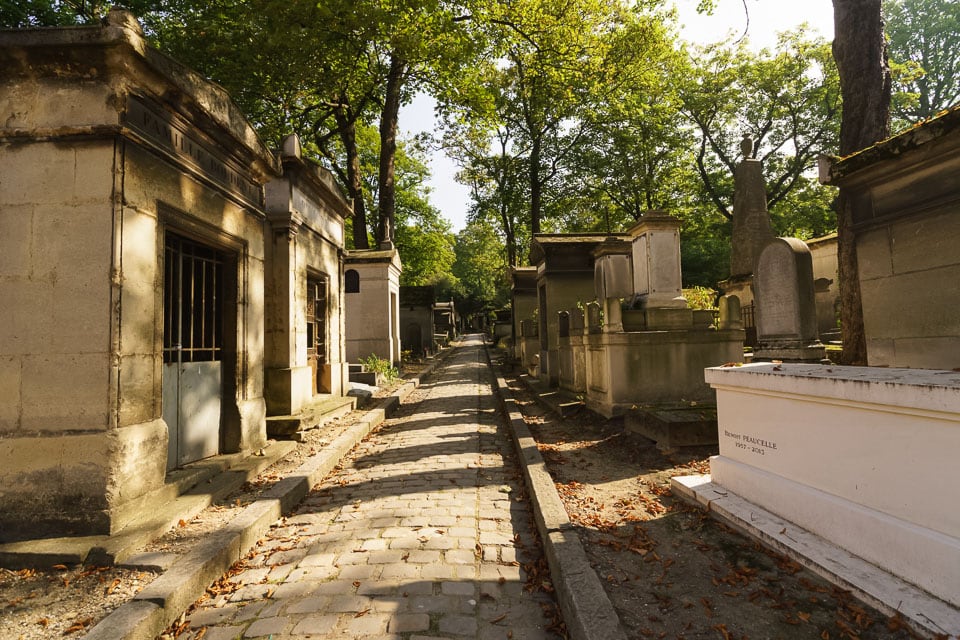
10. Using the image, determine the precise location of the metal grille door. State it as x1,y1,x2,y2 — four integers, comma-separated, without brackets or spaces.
306,276,329,393
162,233,225,470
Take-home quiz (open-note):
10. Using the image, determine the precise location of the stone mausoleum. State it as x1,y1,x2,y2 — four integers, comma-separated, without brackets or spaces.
0,12,280,540
264,134,351,416
530,234,627,386
399,285,435,357
344,249,402,365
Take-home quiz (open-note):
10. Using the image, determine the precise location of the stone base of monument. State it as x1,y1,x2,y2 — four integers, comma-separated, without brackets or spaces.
558,335,587,394
699,362,960,612
753,338,827,363
624,405,718,450
583,328,743,418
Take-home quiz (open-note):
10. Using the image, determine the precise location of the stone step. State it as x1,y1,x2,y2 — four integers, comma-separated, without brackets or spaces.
0,441,296,568
625,405,718,450
266,395,357,439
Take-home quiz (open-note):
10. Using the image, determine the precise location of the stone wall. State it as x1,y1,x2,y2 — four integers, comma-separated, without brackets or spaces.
824,104,960,368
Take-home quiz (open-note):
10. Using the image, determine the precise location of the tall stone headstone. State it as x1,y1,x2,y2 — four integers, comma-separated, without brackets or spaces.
753,238,826,362
730,136,776,278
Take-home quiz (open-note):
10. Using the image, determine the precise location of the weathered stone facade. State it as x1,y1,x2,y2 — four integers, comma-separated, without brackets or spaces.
0,11,279,540
263,135,350,417
823,104,960,369
582,215,743,418
344,249,402,365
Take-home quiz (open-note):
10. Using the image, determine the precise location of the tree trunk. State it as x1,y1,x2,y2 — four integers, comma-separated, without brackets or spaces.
529,135,542,236
378,53,406,248
334,105,369,250
500,202,517,267
832,0,891,365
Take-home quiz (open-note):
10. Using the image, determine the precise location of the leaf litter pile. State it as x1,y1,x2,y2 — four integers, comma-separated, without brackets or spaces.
0,564,157,638
503,372,925,640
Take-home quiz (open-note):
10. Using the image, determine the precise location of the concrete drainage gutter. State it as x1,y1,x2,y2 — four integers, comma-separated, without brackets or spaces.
84,355,447,640
487,351,628,640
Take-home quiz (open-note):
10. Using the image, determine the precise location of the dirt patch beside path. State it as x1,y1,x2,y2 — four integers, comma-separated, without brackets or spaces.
498,368,921,640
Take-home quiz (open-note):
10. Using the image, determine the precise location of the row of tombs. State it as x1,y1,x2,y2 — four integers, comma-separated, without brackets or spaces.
1,9,957,625
508,126,960,615
0,12,457,543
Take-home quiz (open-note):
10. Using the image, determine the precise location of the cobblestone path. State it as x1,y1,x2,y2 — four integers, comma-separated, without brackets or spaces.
176,336,562,640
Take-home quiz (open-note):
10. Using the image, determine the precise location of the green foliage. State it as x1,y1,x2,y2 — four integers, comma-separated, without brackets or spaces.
680,29,841,220
0,0,177,27
885,0,960,128
5,1,850,305
361,353,398,381
379,138,458,286
679,212,730,287
682,286,717,311
451,218,510,316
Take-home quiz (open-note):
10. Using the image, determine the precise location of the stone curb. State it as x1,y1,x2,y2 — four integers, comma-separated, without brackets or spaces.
486,350,628,640
83,354,448,640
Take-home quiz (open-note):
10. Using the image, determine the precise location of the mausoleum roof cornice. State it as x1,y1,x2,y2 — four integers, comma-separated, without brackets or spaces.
0,8,280,183
821,103,960,187
529,233,629,265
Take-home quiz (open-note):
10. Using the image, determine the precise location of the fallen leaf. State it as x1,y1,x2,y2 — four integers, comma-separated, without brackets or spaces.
64,617,93,634
491,613,508,624
105,578,121,595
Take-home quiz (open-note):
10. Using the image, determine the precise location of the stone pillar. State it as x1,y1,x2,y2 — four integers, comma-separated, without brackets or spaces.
602,298,623,333
730,136,775,278
628,211,687,309
753,238,826,362
586,301,602,334
718,295,743,331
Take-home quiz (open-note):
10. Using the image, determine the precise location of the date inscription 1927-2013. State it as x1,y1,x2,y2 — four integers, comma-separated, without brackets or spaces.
723,429,778,456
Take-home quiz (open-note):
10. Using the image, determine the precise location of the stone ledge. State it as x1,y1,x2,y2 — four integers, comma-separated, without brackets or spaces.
705,362,960,414
266,395,357,439
0,441,296,569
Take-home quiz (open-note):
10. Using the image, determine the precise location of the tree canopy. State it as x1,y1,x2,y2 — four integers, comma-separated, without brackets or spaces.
885,0,960,127
1,0,901,325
